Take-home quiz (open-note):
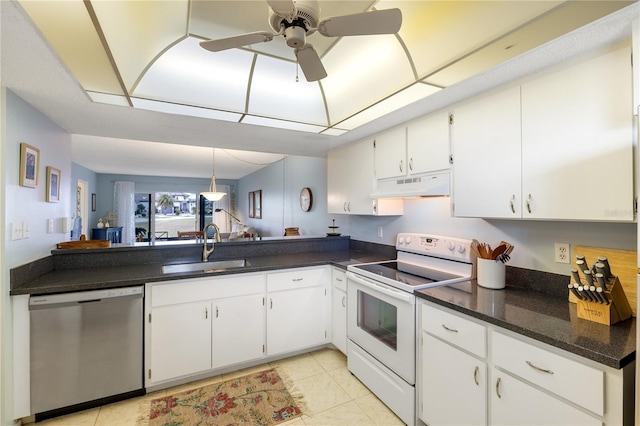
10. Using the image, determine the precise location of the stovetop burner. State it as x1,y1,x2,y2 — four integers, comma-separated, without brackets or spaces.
353,261,466,288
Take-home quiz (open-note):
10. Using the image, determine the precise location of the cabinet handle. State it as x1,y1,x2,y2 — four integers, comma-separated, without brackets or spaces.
205,307,208,319
473,366,480,386
215,306,219,318
496,377,502,399
441,324,459,333
270,299,273,309
399,160,403,173
342,296,346,308
409,158,413,171
526,194,532,214
292,278,303,282
510,195,516,214
336,277,343,282
526,360,554,375
347,202,351,212
343,202,348,212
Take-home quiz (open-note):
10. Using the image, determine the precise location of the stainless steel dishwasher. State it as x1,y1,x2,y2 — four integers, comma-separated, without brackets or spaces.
30,286,144,419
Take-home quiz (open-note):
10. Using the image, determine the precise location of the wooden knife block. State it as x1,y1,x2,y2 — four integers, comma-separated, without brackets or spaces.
569,276,632,326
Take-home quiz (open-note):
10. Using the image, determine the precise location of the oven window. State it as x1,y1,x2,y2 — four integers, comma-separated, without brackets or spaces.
358,290,397,350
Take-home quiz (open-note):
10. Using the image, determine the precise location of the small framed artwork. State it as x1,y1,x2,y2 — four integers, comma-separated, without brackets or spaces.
46,166,61,202
19,143,40,188
91,193,97,211
248,191,255,218
254,190,262,219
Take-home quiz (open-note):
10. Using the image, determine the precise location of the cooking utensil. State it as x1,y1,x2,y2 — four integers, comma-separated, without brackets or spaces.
490,243,507,260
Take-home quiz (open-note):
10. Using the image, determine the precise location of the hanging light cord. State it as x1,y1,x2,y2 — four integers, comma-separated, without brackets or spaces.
221,149,284,166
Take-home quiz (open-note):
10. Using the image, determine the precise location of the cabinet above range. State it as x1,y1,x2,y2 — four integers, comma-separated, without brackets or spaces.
372,109,451,198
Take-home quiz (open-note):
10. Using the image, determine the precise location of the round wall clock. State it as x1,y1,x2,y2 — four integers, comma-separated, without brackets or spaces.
300,187,313,212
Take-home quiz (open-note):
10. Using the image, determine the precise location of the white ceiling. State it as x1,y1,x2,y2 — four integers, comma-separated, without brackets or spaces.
1,1,638,179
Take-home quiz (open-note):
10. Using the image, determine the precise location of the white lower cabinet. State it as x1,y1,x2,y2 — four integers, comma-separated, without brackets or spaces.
331,267,347,354
418,300,633,426
266,266,330,356
146,267,331,388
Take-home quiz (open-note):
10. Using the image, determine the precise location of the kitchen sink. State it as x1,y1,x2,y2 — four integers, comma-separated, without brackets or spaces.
161,259,248,274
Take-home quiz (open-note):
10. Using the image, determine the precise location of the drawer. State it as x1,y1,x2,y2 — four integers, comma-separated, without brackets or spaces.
332,268,347,292
421,302,486,358
267,266,329,292
150,274,264,307
492,331,604,416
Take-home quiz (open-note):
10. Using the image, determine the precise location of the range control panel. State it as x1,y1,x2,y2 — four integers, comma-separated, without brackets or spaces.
396,233,472,262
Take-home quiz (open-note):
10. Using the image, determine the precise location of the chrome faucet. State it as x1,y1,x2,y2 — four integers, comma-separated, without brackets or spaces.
202,223,222,261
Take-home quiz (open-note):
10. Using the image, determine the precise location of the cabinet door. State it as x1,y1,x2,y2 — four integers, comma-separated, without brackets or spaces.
267,285,329,356
491,369,600,426
452,86,522,218
328,139,375,215
374,127,407,180
407,110,451,175
327,145,351,214
213,294,265,369
420,333,486,426
331,269,347,354
521,46,633,221
149,302,211,383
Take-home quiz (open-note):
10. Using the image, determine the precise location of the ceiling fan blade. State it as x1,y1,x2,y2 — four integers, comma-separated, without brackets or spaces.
295,44,327,82
200,31,276,52
266,0,296,22
317,8,402,37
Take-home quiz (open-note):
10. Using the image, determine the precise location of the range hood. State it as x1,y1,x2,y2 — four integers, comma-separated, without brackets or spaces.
371,171,450,199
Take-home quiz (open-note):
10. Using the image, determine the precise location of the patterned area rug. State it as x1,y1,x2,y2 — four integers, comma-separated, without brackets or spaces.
140,369,303,426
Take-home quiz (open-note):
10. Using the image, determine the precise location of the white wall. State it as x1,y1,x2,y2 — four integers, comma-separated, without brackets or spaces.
2,89,72,424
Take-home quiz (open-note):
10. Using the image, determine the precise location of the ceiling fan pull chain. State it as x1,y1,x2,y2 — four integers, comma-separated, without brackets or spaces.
295,57,299,82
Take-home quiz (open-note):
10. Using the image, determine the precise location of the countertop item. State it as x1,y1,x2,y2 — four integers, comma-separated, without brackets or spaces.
416,281,635,369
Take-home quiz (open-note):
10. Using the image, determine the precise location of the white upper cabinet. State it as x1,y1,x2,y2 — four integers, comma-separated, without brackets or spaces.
452,86,523,218
374,127,408,180
407,110,451,175
453,44,634,221
520,45,633,221
327,139,403,215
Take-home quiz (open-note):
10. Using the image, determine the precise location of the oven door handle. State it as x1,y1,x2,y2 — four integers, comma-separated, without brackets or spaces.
346,272,415,304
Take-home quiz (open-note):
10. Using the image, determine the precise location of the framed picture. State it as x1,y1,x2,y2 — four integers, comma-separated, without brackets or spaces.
248,191,255,218
19,143,40,188
92,193,97,211
46,166,61,202
254,190,262,219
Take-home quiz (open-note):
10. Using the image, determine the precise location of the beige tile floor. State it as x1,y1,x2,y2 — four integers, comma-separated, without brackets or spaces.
34,348,404,426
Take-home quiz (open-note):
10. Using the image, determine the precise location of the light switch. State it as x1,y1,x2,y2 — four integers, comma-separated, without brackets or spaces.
61,217,71,233
22,221,30,239
11,222,23,241
47,219,53,234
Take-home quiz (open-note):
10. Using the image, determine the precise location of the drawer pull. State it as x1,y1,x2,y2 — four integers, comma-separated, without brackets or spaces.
441,324,459,333
292,278,303,282
526,360,554,375
473,366,479,386
342,296,346,308
495,377,502,399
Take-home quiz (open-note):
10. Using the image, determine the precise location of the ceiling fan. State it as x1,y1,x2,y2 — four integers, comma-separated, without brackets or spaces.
199,0,402,82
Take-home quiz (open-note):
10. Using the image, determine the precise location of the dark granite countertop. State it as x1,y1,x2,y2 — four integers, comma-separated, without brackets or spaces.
416,281,636,369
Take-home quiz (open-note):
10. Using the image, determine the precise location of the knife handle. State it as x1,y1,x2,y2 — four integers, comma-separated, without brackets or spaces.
588,286,602,303
596,287,610,305
597,256,613,279
595,272,606,289
583,270,594,287
575,260,588,276
569,283,583,300
571,268,582,285
576,254,588,268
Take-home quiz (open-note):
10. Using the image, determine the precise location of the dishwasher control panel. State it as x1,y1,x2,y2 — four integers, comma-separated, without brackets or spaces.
29,286,143,307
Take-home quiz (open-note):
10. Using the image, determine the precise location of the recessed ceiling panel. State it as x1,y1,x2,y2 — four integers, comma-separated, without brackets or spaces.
91,0,189,92
382,0,562,80
242,115,326,133
19,0,122,94
248,55,327,125
131,98,242,122
134,37,253,113
88,91,130,107
321,34,414,124
425,0,635,87
337,83,440,130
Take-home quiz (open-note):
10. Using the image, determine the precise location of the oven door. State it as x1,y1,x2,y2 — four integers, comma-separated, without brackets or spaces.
347,271,416,384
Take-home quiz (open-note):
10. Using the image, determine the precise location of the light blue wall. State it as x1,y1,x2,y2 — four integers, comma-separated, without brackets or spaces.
238,156,331,237
71,163,99,233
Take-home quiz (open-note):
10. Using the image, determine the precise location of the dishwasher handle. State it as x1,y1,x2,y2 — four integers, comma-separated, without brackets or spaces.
30,286,143,310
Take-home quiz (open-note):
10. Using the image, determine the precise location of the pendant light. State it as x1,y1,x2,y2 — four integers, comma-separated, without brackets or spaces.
201,148,226,201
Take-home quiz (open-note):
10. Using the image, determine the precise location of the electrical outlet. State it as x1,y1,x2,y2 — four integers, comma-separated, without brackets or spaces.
11,222,23,241
555,243,570,264
22,221,30,239
377,227,383,238
47,219,53,234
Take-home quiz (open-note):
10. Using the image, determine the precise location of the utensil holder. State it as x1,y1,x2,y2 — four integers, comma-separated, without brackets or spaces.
568,276,632,326
477,258,506,289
